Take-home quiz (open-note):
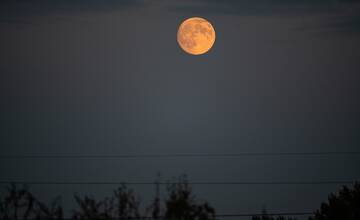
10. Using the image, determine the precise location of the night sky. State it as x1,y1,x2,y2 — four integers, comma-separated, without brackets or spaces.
1,0,360,218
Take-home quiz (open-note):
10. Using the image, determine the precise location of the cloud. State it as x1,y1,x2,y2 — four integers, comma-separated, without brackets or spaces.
331,15,360,32
169,0,360,33
295,12,360,33
0,0,146,24
169,0,334,16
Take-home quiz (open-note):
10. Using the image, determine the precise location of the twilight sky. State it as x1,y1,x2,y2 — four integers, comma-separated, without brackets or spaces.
1,0,360,218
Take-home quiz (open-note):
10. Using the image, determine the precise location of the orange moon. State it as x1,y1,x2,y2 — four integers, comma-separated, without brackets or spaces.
177,17,216,55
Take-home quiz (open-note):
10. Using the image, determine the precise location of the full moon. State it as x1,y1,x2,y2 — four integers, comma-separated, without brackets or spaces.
177,17,216,55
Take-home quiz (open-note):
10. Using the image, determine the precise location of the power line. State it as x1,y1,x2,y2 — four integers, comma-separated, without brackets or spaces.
0,180,356,185
1,151,359,159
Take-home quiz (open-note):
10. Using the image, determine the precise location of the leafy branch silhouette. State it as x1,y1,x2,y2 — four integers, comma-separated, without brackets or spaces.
0,179,359,220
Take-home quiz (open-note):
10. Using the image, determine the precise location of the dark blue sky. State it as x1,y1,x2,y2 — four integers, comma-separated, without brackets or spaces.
1,0,360,218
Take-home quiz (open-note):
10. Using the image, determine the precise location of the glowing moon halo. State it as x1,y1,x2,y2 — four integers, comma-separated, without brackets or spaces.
177,17,216,55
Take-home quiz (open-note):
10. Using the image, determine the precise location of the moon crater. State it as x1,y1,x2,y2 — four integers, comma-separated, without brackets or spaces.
177,17,216,55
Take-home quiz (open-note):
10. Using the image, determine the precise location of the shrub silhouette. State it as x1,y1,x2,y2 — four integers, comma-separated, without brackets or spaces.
309,182,360,220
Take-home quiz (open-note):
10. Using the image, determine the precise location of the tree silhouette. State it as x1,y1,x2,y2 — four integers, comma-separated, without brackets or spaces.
34,197,63,220
309,182,360,220
113,185,140,219
0,184,34,220
3,178,359,220
0,184,63,220
72,195,113,220
164,176,215,220
73,184,140,220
